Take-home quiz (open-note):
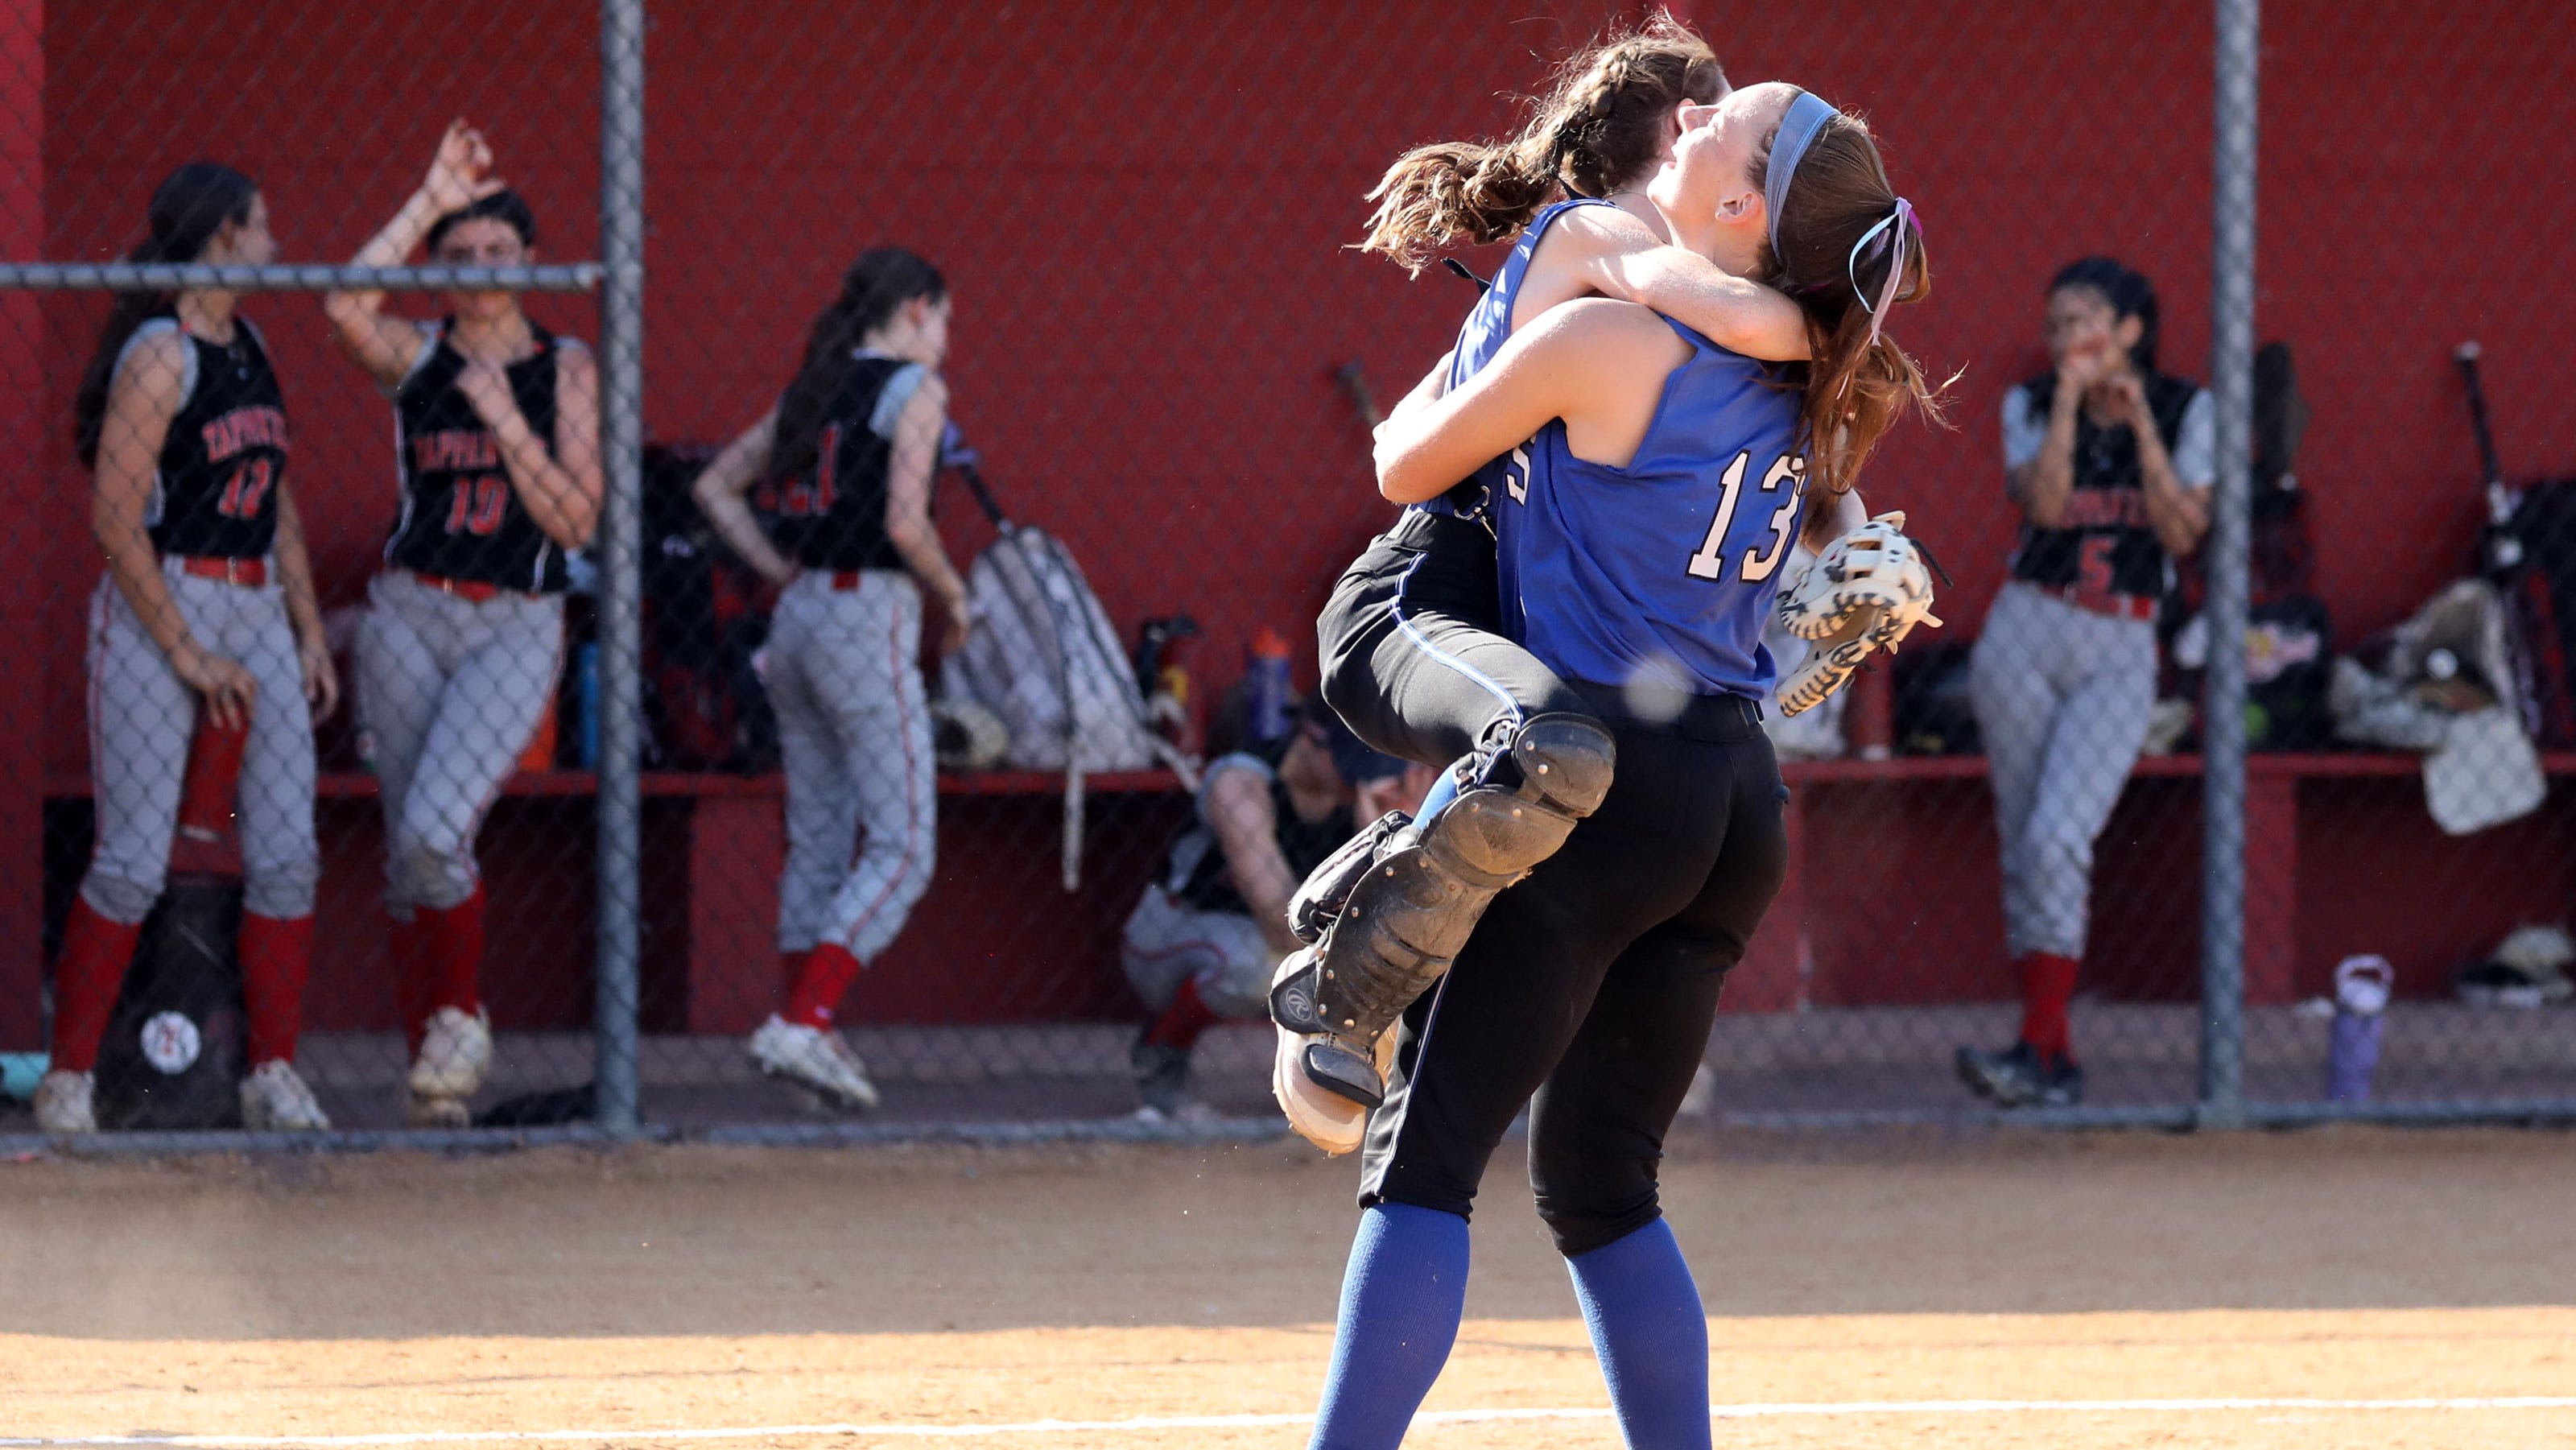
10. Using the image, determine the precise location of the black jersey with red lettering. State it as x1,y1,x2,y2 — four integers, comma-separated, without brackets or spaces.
384,321,580,593
136,317,292,561
766,353,928,573
2007,370,2200,601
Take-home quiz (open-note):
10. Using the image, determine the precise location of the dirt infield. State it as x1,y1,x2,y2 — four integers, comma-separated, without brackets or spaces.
4,1126,2573,1448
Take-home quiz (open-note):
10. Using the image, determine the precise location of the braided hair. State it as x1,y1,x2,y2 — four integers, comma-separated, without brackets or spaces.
1359,11,1726,273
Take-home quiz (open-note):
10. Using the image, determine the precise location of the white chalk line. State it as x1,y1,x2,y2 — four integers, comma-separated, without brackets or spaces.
11,1396,2576,1446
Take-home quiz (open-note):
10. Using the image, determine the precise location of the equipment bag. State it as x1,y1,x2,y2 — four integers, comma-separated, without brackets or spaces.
93,875,248,1130
936,434,1195,888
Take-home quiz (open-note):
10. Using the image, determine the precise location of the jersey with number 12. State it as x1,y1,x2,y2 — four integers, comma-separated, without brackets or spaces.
1495,314,1804,699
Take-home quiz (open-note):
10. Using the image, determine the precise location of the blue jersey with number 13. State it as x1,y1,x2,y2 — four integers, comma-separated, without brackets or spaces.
1494,315,1806,699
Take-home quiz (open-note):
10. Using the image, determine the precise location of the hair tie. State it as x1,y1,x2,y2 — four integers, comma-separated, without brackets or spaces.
1847,197,1918,351
1765,90,1839,257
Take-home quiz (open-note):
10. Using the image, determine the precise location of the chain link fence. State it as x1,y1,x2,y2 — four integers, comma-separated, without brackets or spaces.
2,0,2570,1147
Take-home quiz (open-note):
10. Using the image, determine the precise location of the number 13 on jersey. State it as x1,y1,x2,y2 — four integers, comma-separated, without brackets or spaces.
1686,451,1804,584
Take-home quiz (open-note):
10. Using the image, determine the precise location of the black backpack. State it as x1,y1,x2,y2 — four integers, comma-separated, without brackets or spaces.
93,875,247,1130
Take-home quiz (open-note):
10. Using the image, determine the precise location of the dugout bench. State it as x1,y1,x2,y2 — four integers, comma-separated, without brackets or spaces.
35,753,2574,1038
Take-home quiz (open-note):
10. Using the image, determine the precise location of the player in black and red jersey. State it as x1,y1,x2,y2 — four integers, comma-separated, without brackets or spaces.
324,122,603,1126
41,162,338,1136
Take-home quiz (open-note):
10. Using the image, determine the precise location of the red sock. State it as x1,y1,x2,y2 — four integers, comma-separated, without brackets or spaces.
783,943,863,1028
779,948,813,995
2017,952,2081,1062
51,897,142,1074
238,913,314,1067
422,885,486,1018
1146,976,1220,1052
395,886,485,1052
391,909,435,1055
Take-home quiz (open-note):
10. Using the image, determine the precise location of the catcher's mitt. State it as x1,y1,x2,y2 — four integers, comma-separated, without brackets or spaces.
1774,510,1943,717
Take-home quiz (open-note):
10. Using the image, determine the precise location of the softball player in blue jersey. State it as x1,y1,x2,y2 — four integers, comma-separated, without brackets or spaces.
1295,84,1940,1450
1278,16,1822,1146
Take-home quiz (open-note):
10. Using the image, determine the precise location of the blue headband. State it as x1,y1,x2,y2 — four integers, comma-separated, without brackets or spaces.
1764,90,1839,257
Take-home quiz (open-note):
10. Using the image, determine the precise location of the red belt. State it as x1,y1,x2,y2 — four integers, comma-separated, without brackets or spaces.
174,556,266,587
411,572,512,604
2036,583,2157,622
830,570,873,592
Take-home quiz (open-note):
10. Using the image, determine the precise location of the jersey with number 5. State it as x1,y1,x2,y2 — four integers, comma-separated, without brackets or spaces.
384,320,578,593
1414,197,1625,526
1495,313,1804,699
130,316,291,561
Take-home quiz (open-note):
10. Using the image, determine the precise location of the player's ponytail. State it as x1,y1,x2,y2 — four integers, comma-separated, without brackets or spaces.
1753,101,1948,501
1357,10,1726,273
770,248,947,489
75,162,259,469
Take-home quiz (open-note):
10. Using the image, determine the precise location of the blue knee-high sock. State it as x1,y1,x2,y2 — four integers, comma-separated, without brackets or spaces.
1310,1203,1472,1450
1567,1217,1711,1450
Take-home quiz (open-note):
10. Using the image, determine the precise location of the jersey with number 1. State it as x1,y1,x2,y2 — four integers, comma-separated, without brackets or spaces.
384,320,578,593
1495,315,1804,699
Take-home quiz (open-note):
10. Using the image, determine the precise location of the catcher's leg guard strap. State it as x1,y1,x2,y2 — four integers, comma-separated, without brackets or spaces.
1289,810,1412,947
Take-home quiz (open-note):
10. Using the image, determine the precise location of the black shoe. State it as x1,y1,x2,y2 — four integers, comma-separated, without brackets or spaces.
1130,1027,1191,1116
1955,1041,2083,1108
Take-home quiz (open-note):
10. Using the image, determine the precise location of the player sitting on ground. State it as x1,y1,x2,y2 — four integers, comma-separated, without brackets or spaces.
1124,698,1432,1122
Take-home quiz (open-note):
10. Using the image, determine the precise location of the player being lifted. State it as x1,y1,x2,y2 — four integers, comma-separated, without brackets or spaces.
324,122,603,1127
1273,14,1936,1150
42,163,336,1135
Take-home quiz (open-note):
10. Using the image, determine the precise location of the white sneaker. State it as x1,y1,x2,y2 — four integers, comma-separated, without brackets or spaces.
408,1005,493,1099
33,1069,95,1135
749,1014,881,1111
240,1060,331,1131
1270,951,1397,1157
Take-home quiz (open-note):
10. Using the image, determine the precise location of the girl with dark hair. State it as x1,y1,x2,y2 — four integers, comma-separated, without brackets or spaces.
1290,81,1936,1449
689,248,970,1110
1956,257,2212,1109
321,122,604,1126
1277,17,1870,1149
40,163,336,1135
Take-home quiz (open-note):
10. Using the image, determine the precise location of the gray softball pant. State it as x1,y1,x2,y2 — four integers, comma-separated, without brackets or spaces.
768,569,938,963
82,564,318,924
1119,884,1276,1020
355,570,564,916
1968,581,2157,961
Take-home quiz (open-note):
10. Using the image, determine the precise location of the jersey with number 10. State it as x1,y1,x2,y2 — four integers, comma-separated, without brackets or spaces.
384,320,576,593
1496,315,1805,699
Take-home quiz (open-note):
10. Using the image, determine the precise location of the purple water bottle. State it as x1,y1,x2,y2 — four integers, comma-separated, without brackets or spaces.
2325,955,2394,1103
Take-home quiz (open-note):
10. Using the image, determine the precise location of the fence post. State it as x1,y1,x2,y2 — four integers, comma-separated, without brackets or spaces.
594,0,648,1139
2198,0,2260,1130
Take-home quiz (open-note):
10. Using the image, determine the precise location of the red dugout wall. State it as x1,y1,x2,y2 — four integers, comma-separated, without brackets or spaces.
7,2,2572,1035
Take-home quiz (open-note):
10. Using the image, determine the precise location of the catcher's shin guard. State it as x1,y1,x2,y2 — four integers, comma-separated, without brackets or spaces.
1269,713,1613,1145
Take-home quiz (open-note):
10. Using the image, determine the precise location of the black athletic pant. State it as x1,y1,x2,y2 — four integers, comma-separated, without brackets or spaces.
1356,686,1790,1258
1317,510,1593,767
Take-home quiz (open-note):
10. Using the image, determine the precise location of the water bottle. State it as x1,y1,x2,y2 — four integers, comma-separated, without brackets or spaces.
576,642,601,771
2325,955,2395,1103
1247,626,1295,744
